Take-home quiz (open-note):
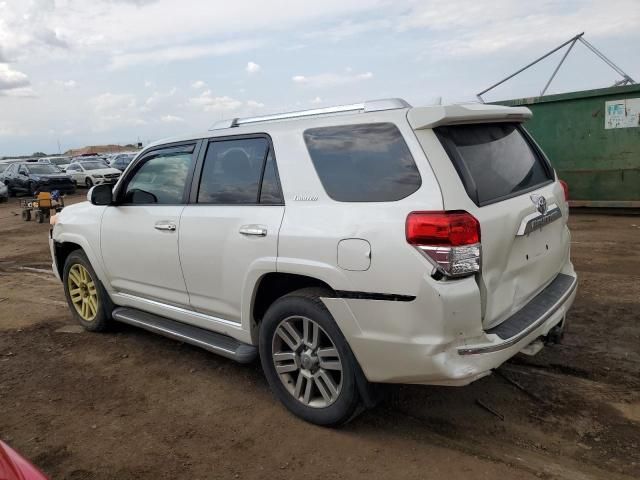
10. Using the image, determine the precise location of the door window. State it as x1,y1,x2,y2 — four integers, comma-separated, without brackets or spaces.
122,145,195,205
259,149,283,204
197,137,282,204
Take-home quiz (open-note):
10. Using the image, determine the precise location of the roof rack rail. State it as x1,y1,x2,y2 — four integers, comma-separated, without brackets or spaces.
209,98,411,130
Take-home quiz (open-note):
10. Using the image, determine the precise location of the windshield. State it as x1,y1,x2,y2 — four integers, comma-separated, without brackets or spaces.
0,164,7,173
27,164,62,174
51,158,69,166
82,161,107,170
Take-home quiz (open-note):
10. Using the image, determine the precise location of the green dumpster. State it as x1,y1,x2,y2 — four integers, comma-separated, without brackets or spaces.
495,84,640,208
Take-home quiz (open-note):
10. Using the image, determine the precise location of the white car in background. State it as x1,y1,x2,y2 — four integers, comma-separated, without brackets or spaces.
65,160,121,188
39,156,72,171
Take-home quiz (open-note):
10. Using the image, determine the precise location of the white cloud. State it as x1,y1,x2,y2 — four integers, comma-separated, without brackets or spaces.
311,96,322,104
246,100,264,108
143,87,177,111
109,39,263,69
58,79,77,89
160,114,184,123
395,0,640,57
292,70,373,88
88,92,146,131
90,92,138,112
246,61,261,74
0,64,30,91
191,80,206,89
305,19,391,42
189,90,243,112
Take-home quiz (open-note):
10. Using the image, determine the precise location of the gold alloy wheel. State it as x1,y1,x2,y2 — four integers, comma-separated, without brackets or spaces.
67,264,98,321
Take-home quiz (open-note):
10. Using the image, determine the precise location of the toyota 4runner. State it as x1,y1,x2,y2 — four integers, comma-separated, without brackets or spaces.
50,98,577,425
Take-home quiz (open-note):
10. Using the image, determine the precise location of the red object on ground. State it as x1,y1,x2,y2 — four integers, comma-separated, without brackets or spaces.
0,440,48,480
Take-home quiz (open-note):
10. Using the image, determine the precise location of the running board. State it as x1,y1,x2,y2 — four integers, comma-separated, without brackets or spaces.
111,307,257,364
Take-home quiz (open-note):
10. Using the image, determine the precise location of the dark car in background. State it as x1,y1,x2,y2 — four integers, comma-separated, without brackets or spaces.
2,162,76,196
109,153,136,171
0,180,8,202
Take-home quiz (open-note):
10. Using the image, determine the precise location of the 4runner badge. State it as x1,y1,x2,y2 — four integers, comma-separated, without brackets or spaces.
530,194,547,215
294,195,318,201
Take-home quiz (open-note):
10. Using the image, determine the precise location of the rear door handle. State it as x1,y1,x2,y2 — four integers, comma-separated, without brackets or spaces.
239,225,267,236
154,221,177,232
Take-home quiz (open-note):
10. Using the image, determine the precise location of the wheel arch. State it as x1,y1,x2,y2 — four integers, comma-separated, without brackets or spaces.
249,272,335,344
53,234,111,293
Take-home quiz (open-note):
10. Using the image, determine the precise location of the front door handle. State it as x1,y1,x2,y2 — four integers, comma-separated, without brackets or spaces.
239,225,267,236
155,221,177,232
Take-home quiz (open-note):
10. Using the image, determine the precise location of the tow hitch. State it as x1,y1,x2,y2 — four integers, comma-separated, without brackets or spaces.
546,318,566,345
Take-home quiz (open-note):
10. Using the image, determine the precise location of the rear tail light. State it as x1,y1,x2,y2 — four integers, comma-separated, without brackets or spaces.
559,180,569,201
406,211,481,278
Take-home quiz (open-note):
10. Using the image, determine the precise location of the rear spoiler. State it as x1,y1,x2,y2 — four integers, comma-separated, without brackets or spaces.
407,103,532,130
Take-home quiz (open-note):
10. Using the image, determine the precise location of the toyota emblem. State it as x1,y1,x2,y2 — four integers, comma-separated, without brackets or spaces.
530,194,547,215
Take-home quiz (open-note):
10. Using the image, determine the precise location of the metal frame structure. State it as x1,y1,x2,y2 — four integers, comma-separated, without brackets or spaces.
209,98,411,130
477,33,636,102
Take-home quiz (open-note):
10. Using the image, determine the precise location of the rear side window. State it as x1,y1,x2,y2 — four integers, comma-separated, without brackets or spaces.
435,123,553,206
197,137,283,204
303,123,421,202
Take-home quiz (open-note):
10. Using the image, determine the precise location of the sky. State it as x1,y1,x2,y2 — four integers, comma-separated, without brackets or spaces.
0,0,639,156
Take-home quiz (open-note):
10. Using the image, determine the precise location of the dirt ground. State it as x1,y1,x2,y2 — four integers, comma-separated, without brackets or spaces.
1,192,639,480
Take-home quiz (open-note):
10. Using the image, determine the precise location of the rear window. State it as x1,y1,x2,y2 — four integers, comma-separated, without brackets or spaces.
435,123,553,206
303,123,421,202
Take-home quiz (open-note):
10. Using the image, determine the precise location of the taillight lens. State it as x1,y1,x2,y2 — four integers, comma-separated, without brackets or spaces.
559,180,569,201
406,211,481,277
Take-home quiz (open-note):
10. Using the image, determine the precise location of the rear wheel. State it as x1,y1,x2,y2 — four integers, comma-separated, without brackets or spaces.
21,209,31,221
35,210,44,223
63,250,112,332
259,288,363,426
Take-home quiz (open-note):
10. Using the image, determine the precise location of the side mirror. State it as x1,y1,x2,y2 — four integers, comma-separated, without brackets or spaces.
89,184,113,206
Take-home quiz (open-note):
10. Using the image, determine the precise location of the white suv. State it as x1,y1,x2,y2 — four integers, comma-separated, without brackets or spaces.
49,99,577,425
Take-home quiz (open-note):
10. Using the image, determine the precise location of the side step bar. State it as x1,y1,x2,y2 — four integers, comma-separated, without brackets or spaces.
112,307,258,364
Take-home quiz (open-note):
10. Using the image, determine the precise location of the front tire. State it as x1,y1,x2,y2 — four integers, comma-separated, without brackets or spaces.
85,177,93,188
62,250,112,332
259,288,362,426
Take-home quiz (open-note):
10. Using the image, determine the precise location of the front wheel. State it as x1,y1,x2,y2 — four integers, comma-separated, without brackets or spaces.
259,288,363,426
62,250,112,332
85,177,93,188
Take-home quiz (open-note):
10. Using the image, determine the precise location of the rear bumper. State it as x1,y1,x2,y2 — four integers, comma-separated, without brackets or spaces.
325,265,577,386
458,273,576,355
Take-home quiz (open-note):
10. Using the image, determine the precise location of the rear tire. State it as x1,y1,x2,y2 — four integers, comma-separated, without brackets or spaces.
62,250,113,332
22,209,31,221
259,288,363,426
